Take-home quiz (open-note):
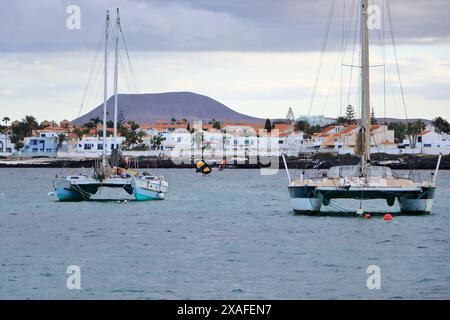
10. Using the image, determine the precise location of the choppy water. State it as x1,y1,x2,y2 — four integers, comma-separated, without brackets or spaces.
0,168,449,299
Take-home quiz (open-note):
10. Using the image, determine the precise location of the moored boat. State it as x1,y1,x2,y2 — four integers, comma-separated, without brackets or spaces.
54,9,170,202
283,0,440,215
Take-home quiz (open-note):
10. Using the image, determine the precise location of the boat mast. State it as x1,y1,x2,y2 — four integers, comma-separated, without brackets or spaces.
102,11,110,166
360,0,371,175
113,9,120,151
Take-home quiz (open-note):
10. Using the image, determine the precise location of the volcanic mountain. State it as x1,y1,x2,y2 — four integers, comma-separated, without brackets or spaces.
72,92,264,125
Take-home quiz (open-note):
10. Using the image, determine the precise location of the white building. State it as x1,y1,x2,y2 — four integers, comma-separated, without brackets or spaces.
415,130,450,155
0,133,15,155
77,136,125,153
160,129,191,151
23,136,58,155
310,125,397,155
37,130,68,138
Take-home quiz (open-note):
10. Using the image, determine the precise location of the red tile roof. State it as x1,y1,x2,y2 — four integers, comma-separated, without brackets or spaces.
340,125,358,134
370,125,381,131
38,127,68,132
319,126,336,134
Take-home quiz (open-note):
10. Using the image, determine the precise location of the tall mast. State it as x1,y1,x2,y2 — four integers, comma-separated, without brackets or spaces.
102,10,110,166
113,8,120,151
360,0,371,172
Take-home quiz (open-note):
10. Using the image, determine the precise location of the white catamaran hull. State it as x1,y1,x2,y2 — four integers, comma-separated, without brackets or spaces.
291,198,323,213
398,198,434,213
288,183,436,214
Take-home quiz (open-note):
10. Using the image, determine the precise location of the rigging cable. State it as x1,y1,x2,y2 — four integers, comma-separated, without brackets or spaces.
79,26,105,116
307,0,336,118
117,19,140,94
386,0,409,123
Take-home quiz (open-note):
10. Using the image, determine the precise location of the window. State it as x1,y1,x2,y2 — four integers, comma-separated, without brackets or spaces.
97,144,103,150
424,144,432,148
30,140,38,145
418,136,423,143
84,144,92,150
46,148,52,153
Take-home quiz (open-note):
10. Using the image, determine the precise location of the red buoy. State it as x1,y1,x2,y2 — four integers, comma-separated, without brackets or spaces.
384,213,393,221
364,213,372,219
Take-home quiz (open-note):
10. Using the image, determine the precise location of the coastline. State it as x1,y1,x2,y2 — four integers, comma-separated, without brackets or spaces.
0,153,446,170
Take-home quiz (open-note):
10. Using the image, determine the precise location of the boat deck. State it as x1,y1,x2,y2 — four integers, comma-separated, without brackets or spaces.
68,177,133,188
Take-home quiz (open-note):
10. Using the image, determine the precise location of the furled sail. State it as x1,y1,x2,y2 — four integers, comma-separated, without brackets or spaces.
354,128,364,156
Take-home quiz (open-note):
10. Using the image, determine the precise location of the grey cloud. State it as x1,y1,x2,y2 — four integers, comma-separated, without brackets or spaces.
410,82,450,101
0,0,449,52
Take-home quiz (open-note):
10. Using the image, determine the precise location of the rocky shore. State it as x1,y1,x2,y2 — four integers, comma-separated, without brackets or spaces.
0,153,446,170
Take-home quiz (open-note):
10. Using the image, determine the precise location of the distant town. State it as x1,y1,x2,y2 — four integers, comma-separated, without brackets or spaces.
1,105,450,160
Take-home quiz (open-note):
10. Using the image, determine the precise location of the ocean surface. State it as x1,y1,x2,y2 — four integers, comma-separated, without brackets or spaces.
0,168,449,300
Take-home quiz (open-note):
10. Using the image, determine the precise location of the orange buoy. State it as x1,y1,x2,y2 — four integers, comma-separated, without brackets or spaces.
364,213,372,219
384,213,393,221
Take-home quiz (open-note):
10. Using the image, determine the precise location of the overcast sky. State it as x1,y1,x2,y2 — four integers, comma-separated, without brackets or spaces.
1,0,450,122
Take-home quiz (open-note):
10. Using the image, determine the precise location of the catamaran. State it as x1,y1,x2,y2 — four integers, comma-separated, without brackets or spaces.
54,9,169,201
283,0,440,215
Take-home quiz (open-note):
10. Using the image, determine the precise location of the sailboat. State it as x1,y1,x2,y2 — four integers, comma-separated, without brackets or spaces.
54,9,169,201
283,0,440,215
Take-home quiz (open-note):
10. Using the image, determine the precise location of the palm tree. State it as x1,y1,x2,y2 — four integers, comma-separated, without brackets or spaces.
90,117,102,126
83,121,96,132
22,115,38,137
151,133,164,150
127,120,140,131
72,128,84,139
56,133,67,150
2,117,10,127
136,130,147,149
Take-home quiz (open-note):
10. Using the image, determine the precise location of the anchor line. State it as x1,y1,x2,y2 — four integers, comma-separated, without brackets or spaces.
304,185,349,213
71,183,92,200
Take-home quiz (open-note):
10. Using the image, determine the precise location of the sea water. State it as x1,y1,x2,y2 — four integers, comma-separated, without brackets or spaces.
0,168,449,299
